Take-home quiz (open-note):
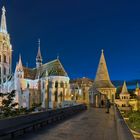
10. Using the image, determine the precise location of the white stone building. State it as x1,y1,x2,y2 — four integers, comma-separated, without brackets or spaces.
0,6,71,109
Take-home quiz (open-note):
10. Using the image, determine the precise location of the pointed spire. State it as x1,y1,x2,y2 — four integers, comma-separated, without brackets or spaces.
36,39,42,60
121,81,128,94
95,49,110,81
18,54,23,68
57,53,59,59
136,82,139,89
0,6,7,34
36,39,42,68
15,54,23,72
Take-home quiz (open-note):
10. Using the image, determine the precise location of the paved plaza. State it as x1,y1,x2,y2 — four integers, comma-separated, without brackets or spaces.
14,107,118,140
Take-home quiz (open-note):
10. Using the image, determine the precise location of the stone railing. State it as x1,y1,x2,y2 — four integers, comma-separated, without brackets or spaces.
114,105,135,140
0,104,87,139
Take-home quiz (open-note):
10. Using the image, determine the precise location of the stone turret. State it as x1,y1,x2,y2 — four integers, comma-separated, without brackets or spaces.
119,81,130,107
92,50,116,102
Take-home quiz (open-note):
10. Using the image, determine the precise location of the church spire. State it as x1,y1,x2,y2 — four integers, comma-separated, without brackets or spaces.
18,54,23,68
136,82,139,89
36,39,42,68
15,54,23,72
121,81,128,94
0,6,7,34
95,49,110,81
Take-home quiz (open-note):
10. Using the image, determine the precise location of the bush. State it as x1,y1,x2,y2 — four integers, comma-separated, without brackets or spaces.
127,111,140,131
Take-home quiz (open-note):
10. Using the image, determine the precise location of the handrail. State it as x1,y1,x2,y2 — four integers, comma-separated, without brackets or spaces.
114,105,135,140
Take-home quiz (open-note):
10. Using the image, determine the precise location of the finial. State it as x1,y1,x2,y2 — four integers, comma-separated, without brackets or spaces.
101,49,104,53
38,38,40,48
57,53,59,59
19,54,21,60
2,6,6,15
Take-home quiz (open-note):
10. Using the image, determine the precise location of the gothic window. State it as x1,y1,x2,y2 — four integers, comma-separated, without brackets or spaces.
4,54,6,63
0,55,1,62
0,67,1,75
54,91,58,102
55,81,58,88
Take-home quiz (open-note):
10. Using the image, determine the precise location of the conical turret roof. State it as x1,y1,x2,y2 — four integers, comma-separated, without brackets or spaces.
93,50,115,88
121,81,128,94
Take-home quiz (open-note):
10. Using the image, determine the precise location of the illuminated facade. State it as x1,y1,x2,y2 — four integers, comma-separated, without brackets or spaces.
0,7,71,109
70,77,93,105
115,81,130,107
0,7,12,85
89,50,116,107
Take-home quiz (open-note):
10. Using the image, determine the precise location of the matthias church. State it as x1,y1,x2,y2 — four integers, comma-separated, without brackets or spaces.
0,7,71,109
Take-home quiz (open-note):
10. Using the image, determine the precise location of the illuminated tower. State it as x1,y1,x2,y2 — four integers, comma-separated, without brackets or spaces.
120,81,130,107
93,50,116,102
36,39,42,68
0,6,12,83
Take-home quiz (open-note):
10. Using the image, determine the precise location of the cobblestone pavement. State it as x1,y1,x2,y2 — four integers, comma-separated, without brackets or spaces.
15,107,118,140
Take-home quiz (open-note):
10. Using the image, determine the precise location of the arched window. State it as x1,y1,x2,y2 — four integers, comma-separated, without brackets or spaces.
4,54,6,63
54,91,58,102
0,55,1,62
55,81,58,88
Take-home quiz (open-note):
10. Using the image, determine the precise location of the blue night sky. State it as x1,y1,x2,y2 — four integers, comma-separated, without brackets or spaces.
0,0,140,80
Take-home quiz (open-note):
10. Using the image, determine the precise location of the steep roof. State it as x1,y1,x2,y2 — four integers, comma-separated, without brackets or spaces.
23,59,68,80
93,50,115,88
121,81,129,94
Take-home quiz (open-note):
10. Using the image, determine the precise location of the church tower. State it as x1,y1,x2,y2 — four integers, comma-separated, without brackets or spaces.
93,50,116,102
36,39,42,68
0,6,12,83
